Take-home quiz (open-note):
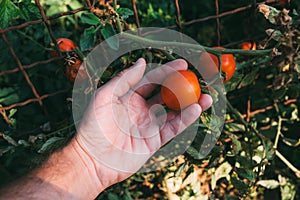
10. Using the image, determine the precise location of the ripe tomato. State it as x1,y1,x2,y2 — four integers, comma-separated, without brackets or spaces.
65,57,87,82
50,38,77,58
161,70,201,110
56,38,77,52
240,42,256,50
200,46,236,83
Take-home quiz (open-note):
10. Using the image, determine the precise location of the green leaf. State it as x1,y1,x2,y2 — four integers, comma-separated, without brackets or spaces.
0,0,19,28
186,146,205,160
80,12,100,25
80,26,97,51
107,193,119,200
230,134,242,155
231,177,249,193
236,155,253,168
8,108,17,119
238,68,259,89
226,122,245,132
18,0,41,21
279,175,297,200
266,29,283,41
225,74,243,92
236,168,256,182
68,0,82,10
116,8,134,16
38,137,64,153
200,112,223,132
100,24,119,50
0,87,19,105
1,133,18,146
124,189,134,200
265,140,275,161
258,5,280,24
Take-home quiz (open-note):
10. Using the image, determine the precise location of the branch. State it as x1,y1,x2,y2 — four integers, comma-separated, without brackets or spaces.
276,150,300,178
120,32,272,55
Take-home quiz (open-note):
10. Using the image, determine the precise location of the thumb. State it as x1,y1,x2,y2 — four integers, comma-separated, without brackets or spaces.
109,58,146,98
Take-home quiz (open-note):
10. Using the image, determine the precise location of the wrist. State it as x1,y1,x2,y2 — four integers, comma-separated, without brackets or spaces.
70,137,106,196
75,133,133,189
34,137,105,199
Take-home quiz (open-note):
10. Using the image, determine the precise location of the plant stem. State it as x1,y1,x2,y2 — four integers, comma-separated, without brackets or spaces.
17,30,52,51
113,0,123,33
276,150,300,178
273,116,282,149
120,32,272,55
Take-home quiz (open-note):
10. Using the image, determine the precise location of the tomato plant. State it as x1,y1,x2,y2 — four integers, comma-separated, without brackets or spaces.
161,70,201,110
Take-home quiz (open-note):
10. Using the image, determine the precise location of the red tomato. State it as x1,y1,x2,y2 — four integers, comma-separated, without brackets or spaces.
240,42,257,50
50,38,77,57
161,70,201,110
198,47,236,83
56,38,77,52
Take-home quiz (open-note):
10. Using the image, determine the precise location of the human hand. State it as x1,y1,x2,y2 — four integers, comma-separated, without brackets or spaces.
74,58,213,189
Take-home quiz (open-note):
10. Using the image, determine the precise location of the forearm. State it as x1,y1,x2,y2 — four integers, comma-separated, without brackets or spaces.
0,138,104,200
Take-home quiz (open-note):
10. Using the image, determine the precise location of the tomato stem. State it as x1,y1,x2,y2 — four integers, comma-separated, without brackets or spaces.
121,32,272,55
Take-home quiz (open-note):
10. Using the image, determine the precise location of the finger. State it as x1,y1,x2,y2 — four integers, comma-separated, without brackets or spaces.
198,93,213,111
148,92,213,111
134,59,188,98
156,110,178,127
107,58,146,98
159,104,201,145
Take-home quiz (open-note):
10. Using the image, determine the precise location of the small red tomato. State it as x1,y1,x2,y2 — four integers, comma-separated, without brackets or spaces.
56,38,77,52
199,47,236,83
50,38,77,57
161,70,201,110
208,46,236,83
240,42,257,50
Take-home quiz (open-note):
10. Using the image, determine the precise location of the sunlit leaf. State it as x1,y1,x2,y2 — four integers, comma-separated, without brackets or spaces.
212,162,232,190
257,179,280,189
